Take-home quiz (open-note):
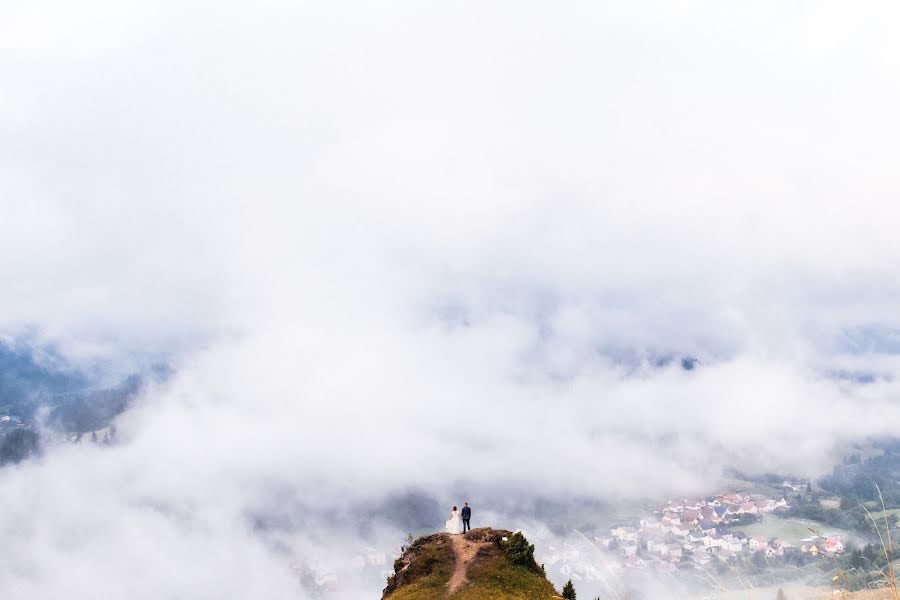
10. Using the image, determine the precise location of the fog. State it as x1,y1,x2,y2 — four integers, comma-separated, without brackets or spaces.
3,1,900,598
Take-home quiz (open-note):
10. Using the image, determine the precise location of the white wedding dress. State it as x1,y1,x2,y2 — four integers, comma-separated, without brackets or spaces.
445,510,463,534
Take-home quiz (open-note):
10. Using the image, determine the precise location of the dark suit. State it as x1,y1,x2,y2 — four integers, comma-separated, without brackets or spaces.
461,506,471,532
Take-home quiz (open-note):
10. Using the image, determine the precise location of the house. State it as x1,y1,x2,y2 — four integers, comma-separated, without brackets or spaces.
611,527,638,542
647,537,668,555
682,509,701,524
700,507,719,522
666,543,684,560
704,530,724,547
719,534,743,552
698,520,718,533
661,513,681,526
641,519,664,532
739,502,759,515
749,536,769,552
670,523,691,537
801,544,820,556
823,538,844,553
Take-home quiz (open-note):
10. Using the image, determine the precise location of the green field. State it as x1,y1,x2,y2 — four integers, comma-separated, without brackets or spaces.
868,507,900,520
736,514,849,542
720,478,786,498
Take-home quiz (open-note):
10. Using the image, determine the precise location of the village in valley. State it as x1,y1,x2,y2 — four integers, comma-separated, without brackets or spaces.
538,483,847,585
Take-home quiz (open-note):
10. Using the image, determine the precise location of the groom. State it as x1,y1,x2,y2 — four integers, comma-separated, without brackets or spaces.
461,502,471,533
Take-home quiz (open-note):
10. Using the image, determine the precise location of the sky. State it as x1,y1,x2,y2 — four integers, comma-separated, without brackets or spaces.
2,1,900,598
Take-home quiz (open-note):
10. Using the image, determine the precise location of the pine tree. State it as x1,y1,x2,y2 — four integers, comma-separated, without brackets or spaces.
503,532,535,566
562,579,576,600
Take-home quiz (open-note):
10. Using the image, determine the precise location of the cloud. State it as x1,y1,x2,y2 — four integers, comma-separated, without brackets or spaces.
3,1,900,597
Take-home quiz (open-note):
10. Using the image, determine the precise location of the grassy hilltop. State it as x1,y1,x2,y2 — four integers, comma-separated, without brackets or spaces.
383,528,563,600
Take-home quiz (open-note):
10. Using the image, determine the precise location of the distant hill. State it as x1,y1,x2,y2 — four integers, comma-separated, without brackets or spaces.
383,528,562,600
0,338,170,431
0,341,88,417
0,340,172,464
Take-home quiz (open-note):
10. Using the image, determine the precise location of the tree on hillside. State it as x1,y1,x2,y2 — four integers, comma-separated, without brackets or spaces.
0,429,40,465
504,532,535,567
839,495,858,510
776,587,786,600
562,579,576,599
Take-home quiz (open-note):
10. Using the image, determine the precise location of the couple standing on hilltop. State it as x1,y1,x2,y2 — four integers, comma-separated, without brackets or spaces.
445,502,472,534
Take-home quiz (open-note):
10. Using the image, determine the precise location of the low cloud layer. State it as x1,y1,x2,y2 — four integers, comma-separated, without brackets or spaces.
3,1,900,597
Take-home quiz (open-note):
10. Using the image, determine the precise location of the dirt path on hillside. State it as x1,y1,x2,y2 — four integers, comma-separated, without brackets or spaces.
447,534,489,595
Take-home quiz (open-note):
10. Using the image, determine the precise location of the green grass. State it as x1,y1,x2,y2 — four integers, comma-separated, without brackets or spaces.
453,559,560,600
387,574,451,600
720,478,787,498
736,514,850,542
387,557,560,600
386,539,455,600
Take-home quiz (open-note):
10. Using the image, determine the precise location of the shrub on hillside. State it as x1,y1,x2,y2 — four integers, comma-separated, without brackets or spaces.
503,532,535,567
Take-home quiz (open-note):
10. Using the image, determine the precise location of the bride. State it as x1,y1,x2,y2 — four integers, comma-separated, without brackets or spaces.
445,506,463,534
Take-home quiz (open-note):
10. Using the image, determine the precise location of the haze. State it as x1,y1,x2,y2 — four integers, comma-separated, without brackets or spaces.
2,1,900,598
